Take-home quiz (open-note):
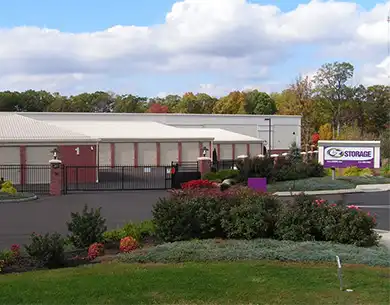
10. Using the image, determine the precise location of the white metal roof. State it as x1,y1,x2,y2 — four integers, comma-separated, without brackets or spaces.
18,112,302,120
0,114,97,143
182,128,264,143
45,120,214,142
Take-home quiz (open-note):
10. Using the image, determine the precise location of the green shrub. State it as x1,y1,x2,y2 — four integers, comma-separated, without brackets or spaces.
275,195,323,242
220,195,280,239
203,169,240,182
24,232,65,268
67,205,107,248
359,168,373,176
235,156,324,183
103,220,156,243
316,203,379,247
306,161,326,177
120,239,390,267
153,188,280,242
344,166,361,176
0,180,17,195
0,249,16,272
103,229,124,243
380,164,390,177
275,194,379,247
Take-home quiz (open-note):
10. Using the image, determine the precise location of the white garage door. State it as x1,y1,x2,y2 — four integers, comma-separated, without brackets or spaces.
235,144,247,157
182,142,199,162
250,143,263,156
160,143,178,166
138,143,157,166
115,143,135,165
99,143,111,166
26,146,52,184
219,144,233,160
0,146,21,184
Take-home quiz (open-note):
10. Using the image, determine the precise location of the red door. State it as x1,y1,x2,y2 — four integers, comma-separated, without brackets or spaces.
59,145,97,184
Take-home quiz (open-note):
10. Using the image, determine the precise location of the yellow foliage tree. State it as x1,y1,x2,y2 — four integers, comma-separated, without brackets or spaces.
212,91,247,114
319,123,333,140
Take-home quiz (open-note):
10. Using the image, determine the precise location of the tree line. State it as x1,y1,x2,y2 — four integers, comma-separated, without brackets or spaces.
0,61,389,155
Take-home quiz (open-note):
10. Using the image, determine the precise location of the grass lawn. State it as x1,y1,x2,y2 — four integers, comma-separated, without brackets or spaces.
267,176,390,192
0,261,389,305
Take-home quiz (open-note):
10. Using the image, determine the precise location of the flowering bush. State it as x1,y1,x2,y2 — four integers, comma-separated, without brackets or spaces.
275,194,379,247
181,179,217,190
10,244,20,258
87,242,105,260
119,236,138,253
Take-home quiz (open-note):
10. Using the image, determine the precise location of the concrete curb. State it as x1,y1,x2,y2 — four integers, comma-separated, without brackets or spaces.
375,230,390,250
0,195,38,204
274,184,390,197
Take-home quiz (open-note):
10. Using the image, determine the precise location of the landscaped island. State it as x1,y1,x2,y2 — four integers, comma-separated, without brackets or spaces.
1,151,389,304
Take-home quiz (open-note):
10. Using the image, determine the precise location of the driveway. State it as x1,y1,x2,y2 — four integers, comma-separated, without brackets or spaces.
0,191,168,250
320,191,390,232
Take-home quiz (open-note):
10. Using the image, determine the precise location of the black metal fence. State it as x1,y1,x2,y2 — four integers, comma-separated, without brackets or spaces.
215,159,239,170
63,165,172,193
0,165,50,194
0,162,202,194
171,162,201,189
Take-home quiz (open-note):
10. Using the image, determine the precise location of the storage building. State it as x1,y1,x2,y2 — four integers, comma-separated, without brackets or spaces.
21,112,301,153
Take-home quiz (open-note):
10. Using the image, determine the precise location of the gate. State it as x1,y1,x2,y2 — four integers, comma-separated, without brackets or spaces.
63,165,172,193
171,162,201,189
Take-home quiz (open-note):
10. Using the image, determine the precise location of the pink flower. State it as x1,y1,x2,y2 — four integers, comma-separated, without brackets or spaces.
347,205,359,210
331,204,337,207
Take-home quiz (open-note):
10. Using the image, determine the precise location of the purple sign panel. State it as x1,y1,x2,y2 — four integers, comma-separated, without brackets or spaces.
323,146,374,169
248,178,267,192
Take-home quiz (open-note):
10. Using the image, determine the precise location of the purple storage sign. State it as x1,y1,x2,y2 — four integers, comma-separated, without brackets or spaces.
248,178,267,192
323,146,374,168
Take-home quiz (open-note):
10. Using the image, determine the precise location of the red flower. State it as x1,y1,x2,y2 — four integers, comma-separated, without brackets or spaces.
87,243,105,260
10,244,20,257
181,179,217,190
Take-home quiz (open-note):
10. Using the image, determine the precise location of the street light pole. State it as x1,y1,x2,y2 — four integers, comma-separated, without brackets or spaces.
264,118,271,155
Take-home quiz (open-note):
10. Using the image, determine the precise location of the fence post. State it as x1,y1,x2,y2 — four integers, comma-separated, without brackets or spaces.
49,159,63,196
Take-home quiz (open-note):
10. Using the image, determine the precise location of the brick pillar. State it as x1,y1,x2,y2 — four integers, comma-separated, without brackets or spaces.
49,159,62,196
197,157,212,176
20,145,27,185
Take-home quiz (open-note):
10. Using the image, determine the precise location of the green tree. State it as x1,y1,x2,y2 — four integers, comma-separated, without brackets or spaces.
365,85,390,135
313,62,354,137
0,91,21,111
245,90,277,114
113,94,148,113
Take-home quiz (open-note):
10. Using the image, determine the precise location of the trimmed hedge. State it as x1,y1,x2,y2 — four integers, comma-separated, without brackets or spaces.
153,188,280,242
120,239,390,267
152,189,379,247
236,157,325,183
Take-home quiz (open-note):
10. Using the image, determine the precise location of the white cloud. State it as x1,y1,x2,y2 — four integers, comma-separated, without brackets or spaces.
0,0,389,94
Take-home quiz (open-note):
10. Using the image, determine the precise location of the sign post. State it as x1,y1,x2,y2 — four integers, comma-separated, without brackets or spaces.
336,256,343,291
